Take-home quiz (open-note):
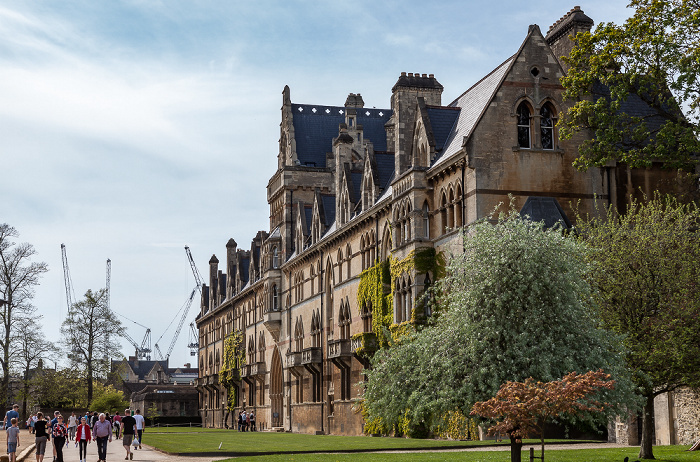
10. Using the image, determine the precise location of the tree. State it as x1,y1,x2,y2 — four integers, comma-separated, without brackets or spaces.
560,0,700,170
362,209,635,443
471,370,616,462
30,367,85,408
90,386,129,414
13,316,54,419
0,224,48,406
576,195,700,459
61,289,122,405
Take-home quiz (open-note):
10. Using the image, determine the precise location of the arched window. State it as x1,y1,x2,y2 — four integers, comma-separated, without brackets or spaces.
422,202,430,239
294,317,304,352
311,311,322,348
440,191,448,233
271,284,278,311
540,104,556,150
454,183,463,228
337,249,343,282
346,244,352,278
272,246,279,268
339,300,351,340
517,102,532,149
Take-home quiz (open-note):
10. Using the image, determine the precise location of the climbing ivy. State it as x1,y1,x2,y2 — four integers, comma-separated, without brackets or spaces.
356,248,445,348
220,330,245,412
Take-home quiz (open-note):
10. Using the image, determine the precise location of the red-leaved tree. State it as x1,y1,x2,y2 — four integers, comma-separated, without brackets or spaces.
471,370,615,462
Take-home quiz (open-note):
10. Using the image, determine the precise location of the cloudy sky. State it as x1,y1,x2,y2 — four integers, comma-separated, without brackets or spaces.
0,1,633,369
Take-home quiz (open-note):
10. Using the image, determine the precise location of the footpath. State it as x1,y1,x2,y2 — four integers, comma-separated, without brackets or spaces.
14,429,222,462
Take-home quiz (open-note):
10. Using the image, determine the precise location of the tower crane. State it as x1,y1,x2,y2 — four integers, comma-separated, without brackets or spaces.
106,259,111,311
154,287,197,361
60,244,76,312
184,246,202,356
104,259,152,360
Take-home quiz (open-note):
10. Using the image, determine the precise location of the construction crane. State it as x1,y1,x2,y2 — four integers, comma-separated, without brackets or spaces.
106,259,111,311
153,287,197,361
60,244,76,312
188,323,199,356
184,246,202,356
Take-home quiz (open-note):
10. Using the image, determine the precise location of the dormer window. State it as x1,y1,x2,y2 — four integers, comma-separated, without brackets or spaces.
517,102,532,149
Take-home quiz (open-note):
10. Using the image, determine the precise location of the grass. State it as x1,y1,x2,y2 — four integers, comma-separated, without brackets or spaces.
214,446,700,461
142,428,699,461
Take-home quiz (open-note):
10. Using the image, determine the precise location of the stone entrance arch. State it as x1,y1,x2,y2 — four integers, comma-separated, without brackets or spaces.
270,347,283,428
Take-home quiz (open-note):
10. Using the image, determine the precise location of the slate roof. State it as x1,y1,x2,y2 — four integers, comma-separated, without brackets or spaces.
291,104,392,167
350,171,363,203
239,256,250,284
114,359,168,381
321,194,336,227
432,56,515,168
519,197,573,229
425,106,460,153
374,152,395,190
591,80,669,139
303,205,313,233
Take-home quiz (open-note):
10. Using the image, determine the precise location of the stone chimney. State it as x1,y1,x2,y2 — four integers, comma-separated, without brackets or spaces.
388,72,443,176
225,239,237,299
545,6,593,72
208,255,219,312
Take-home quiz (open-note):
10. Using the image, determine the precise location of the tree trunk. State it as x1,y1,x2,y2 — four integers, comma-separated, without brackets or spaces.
510,434,523,462
87,363,93,405
639,394,655,460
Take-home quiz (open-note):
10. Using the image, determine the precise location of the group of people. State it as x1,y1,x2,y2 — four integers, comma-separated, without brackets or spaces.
237,410,256,432
4,404,146,462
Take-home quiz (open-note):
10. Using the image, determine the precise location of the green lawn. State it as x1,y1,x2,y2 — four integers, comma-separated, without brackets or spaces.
142,429,699,461
216,447,700,461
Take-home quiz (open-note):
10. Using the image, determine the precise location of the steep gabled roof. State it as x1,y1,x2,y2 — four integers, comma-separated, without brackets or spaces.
425,106,461,154
291,104,392,167
432,55,515,168
374,152,394,189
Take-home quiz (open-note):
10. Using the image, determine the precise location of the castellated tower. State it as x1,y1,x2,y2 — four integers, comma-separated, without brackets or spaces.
387,73,443,176
545,6,593,73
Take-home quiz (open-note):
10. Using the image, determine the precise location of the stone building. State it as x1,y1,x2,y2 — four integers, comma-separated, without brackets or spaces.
195,6,698,441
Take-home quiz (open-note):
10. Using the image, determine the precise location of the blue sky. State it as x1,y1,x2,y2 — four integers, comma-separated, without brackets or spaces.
0,1,633,369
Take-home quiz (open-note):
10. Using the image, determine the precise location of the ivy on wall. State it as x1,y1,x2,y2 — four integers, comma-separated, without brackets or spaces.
356,247,445,348
219,330,245,411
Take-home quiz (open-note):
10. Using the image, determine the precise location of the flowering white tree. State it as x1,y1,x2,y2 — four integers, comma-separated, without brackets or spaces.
363,209,634,438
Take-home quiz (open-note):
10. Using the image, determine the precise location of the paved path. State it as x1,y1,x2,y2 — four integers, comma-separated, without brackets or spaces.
18,430,226,462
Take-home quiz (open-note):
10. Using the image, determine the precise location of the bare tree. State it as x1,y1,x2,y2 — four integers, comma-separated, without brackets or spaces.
0,224,48,406
61,289,121,404
13,316,54,419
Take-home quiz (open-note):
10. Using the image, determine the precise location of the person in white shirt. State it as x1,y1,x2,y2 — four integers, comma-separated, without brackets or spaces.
132,409,145,450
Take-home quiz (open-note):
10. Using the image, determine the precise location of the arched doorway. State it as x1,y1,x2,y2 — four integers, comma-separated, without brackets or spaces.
270,348,283,428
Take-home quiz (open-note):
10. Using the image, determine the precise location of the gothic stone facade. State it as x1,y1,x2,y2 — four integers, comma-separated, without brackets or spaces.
195,7,697,440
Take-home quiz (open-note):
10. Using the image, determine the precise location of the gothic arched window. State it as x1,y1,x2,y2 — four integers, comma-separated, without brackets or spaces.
540,103,556,150
517,102,532,149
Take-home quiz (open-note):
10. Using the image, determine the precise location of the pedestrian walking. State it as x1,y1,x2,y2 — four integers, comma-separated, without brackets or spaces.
245,411,250,431
250,411,256,431
132,409,144,450
67,412,77,441
6,417,20,462
237,412,243,432
112,412,122,439
33,412,50,462
93,413,112,462
52,415,68,462
3,404,19,430
75,416,92,462
120,409,136,461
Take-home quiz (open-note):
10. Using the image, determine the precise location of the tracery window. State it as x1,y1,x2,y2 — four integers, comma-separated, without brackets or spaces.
339,300,351,340
294,317,304,352
517,102,532,149
540,104,556,150
311,311,322,348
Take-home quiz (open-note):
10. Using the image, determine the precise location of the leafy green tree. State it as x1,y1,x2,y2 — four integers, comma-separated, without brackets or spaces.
363,209,635,447
30,367,86,408
90,386,129,414
0,224,48,406
62,289,122,405
560,0,700,170
576,195,700,459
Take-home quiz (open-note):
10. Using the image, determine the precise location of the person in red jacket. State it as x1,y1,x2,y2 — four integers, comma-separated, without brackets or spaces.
74,417,92,462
